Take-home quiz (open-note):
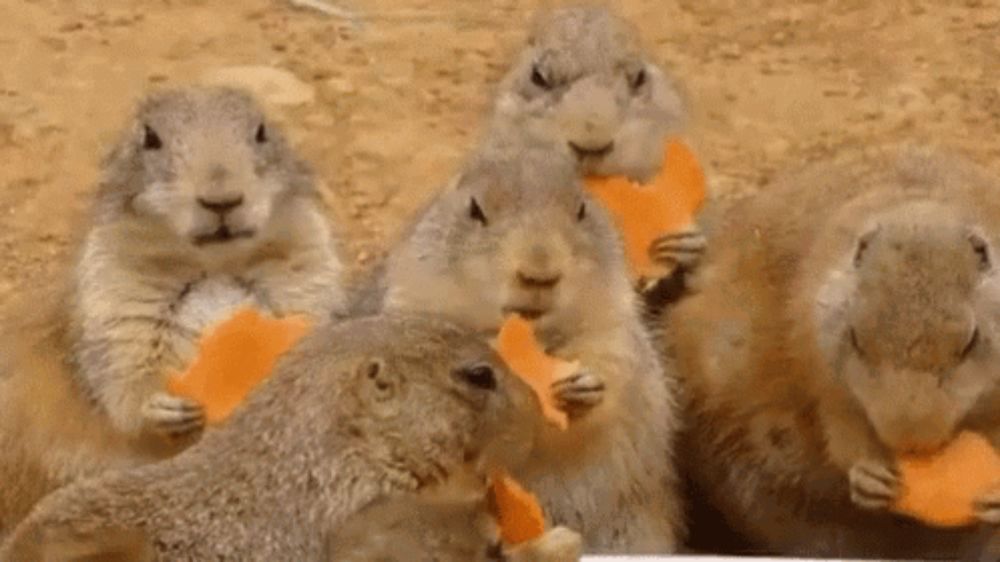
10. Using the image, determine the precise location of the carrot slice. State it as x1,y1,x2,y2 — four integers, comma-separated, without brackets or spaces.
584,137,707,280
893,431,1000,527
167,308,311,424
494,314,577,430
490,469,546,545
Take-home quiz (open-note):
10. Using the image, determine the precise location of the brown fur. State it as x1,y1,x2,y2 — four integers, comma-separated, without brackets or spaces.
671,146,1000,557
1,314,540,561
0,86,347,537
383,140,683,553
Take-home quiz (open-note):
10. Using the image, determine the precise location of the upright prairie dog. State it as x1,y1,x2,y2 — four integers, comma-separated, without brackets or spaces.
382,140,682,553
0,86,346,534
671,147,1000,557
488,5,704,279
1,314,541,561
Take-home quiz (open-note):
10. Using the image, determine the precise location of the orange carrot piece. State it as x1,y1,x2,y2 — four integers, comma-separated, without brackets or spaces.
494,314,578,430
490,469,546,545
894,431,1000,527
167,308,311,424
584,137,707,280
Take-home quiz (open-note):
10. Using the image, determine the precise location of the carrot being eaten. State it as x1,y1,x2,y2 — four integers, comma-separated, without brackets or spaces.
584,137,707,281
494,314,578,430
893,431,1000,527
167,308,312,424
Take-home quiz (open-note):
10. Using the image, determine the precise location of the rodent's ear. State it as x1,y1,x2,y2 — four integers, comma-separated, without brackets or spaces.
357,357,398,403
853,226,880,267
968,230,992,272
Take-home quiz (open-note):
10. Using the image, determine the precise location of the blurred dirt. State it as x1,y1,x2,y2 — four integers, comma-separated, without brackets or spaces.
2,0,1000,305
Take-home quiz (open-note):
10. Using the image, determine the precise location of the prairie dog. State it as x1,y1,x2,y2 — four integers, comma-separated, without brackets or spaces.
1,314,540,561
383,141,682,553
671,147,1000,557
0,86,346,534
489,6,703,279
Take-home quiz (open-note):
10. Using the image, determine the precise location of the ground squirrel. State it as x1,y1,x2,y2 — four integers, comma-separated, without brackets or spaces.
670,146,1000,557
0,86,346,534
382,140,683,553
489,5,705,286
1,313,541,561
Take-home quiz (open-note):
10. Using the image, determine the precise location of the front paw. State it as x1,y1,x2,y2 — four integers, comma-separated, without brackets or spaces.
849,459,900,511
551,371,605,418
975,488,1000,525
142,392,205,438
506,526,582,562
649,226,707,270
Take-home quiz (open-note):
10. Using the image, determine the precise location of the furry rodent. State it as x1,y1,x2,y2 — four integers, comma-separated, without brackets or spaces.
1,313,539,561
671,146,1000,558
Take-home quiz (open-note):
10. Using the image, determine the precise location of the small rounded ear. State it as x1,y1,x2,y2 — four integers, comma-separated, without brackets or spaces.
357,357,397,403
969,231,992,272
853,226,880,267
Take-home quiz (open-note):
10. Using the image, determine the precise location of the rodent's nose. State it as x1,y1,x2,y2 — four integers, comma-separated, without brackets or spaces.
568,141,614,160
516,270,562,289
197,196,244,215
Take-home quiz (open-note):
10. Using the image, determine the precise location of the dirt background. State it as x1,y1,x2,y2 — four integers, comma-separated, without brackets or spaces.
2,0,1000,306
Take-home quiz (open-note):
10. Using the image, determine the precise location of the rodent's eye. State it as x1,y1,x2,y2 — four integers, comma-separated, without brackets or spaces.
454,363,497,391
576,202,587,222
469,197,488,226
142,125,162,151
848,327,864,357
255,123,268,144
960,327,980,361
629,68,648,91
530,64,552,90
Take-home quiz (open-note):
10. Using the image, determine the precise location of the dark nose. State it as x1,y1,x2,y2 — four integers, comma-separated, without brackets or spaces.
197,196,244,215
516,270,562,289
568,141,614,159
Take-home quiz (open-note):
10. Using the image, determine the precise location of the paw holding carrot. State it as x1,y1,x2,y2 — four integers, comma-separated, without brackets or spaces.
584,137,707,286
489,314,581,549
890,431,1000,527
166,308,312,424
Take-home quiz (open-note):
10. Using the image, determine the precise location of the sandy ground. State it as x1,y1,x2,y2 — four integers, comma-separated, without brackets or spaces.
2,0,1000,306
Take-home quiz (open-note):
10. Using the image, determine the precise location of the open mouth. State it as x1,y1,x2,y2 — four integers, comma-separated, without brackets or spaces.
193,225,256,246
501,305,550,321
568,141,614,160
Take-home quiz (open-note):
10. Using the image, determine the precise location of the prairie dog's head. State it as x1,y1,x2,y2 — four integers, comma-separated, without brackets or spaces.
331,315,540,482
492,6,685,182
814,202,1000,454
97,86,313,253
386,142,633,334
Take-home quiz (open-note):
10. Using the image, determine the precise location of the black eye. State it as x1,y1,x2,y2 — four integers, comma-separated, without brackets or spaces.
961,327,980,360
142,125,162,151
630,68,647,90
577,202,587,221
255,123,268,144
848,327,864,357
455,363,497,391
469,197,488,226
530,65,551,90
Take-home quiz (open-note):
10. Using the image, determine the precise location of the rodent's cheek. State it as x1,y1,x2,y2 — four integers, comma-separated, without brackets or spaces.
135,186,196,237
233,198,273,233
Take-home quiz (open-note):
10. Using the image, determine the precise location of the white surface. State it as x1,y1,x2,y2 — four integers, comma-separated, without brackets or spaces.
582,557,862,561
